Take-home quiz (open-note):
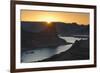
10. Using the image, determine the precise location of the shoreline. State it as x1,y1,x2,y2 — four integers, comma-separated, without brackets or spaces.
35,39,89,62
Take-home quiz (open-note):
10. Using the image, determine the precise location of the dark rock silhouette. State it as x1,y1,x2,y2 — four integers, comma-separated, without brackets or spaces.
55,22,89,36
37,39,89,62
21,22,70,51
21,21,89,51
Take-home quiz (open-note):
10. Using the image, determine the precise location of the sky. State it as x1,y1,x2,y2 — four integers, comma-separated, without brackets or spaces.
21,10,90,25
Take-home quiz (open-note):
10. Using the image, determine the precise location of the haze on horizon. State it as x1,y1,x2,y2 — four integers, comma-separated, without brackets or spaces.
21,10,90,25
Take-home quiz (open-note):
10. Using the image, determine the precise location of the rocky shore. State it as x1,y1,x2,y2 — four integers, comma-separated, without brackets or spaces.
37,39,89,62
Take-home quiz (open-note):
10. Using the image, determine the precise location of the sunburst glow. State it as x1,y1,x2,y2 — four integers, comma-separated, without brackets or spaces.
37,14,58,23
47,21,52,24
21,10,89,25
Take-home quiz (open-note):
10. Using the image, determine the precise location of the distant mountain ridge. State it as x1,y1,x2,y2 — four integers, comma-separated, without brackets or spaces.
54,22,89,36
21,21,89,36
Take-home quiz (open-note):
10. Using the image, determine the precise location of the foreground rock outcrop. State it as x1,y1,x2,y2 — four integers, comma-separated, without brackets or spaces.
37,39,89,62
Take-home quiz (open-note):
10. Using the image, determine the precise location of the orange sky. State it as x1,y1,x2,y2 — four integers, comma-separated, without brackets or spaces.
21,10,90,25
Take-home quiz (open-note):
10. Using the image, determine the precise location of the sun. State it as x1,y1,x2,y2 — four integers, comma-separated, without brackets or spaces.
41,15,55,24
46,20,52,24
45,21,52,26
43,17,53,25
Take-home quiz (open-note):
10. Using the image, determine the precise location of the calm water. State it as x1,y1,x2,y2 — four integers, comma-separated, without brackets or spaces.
21,36,87,63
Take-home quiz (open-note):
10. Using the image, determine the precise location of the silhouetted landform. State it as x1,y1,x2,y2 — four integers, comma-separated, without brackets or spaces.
37,39,89,62
21,22,71,51
21,21,89,51
55,22,89,36
21,21,89,36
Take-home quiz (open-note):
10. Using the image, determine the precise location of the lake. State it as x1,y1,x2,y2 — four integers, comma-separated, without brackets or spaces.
21,36,87,63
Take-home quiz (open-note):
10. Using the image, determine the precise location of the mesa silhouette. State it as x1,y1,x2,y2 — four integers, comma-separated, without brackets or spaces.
21,21,89,51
